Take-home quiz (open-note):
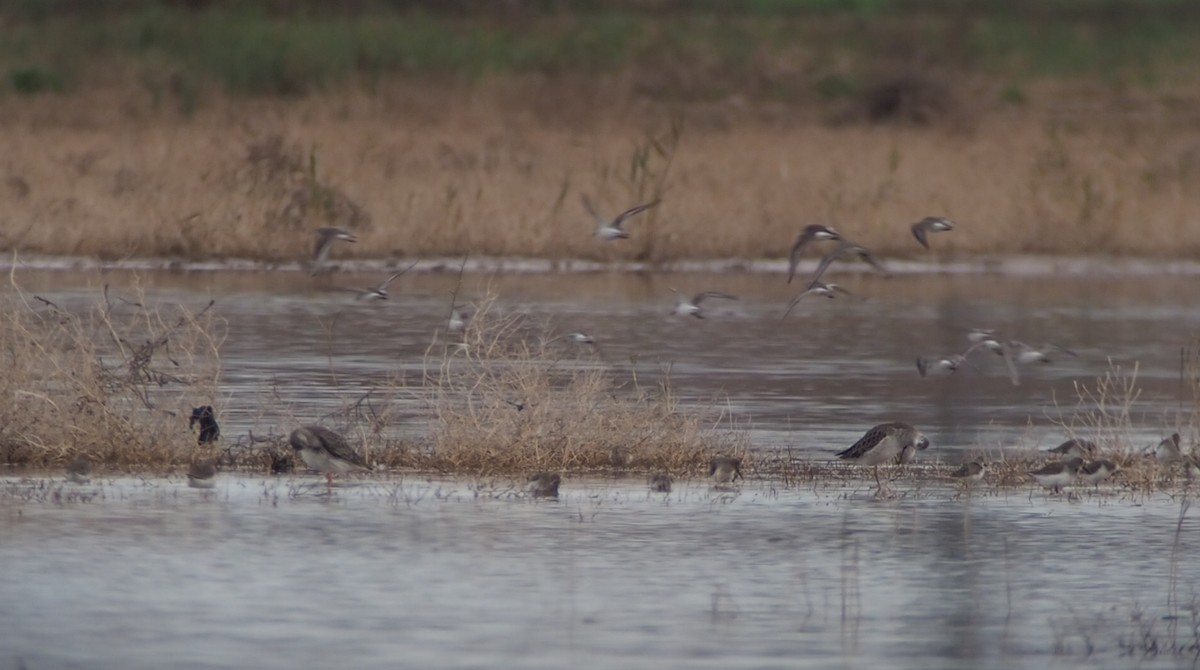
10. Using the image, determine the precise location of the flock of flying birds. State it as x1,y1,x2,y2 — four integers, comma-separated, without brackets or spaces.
62,197,1181,498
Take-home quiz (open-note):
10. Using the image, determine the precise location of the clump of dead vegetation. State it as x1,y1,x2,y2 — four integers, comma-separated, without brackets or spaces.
411,293,747,476
0,273,224,468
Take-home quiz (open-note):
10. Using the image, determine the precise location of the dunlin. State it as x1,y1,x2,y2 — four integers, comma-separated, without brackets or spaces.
782,281,855,318
1046,438,1097,459
786,224,842,284
289,425,372,488
187,460,218,489
583,195,660,240
648,471,673,493
528,472,561,498
1029,457,1083,494
348,261,419,300
310,227,357,274
950,461,987,485
448,307,470,333
910,216,955,249
1079,459,1119,486
671,289,738,318
1154,433,1183,463
806,240,890,288
709,456,743,486
837,422,929,494
65,453,92,484
189,405,220,445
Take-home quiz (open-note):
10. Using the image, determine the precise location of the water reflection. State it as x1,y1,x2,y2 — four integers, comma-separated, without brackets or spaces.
8,269,1199,459
1,475,1196,669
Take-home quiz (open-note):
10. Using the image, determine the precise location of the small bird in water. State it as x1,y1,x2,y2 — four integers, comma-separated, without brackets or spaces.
786,224,842,284
583,195,660,241
527,472,561,498
1029,458,1083,494
65,453,92,484
187,460,218,489
289,425,372,489
346,261,419,300
648,471,673,493
1079,459,1119,487
670,289,738,319
910,216,955,250
310,227,357,275
1153,433,1183,464
189,406,220,445
709,456,743,487
1046,438,1096,460
950,461,987,486
447,306,470,333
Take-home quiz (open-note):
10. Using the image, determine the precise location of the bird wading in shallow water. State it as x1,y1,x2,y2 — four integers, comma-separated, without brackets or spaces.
189,406,220,445
289,425,372,490
836,422,930,495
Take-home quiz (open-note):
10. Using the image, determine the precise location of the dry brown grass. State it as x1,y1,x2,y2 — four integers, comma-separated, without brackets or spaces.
408,291,747,475
3,76,1200,263
0,271,225,469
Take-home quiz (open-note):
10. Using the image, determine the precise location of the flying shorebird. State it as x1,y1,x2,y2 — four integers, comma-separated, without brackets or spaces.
289,425,372,489
916,342,990,378
310,227,357,275
527,472,561,498
1046,438,1097,459
966,329,1005,354
65,453,92,484
346,261,419,300
1029,457,1083,494
910,216,955,249
670,289,738,318
709,455,743,486
186,460,217,489
786,224,842,283
583,195,660,240
804,239,890,288
782,281,856,319
950,461,988,486
998,340,1076,386
1079,459,1119,487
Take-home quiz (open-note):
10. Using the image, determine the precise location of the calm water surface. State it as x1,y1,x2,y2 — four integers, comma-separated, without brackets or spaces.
2,475,1198,669
5,268,1200,668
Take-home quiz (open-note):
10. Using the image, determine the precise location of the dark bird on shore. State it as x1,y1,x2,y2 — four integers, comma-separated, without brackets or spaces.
65,453,92,484
1046,438,1097,460
649,471,673,493
910,216,955,249
950,461,987,486
187,460,218,489
289,425,372,489
528,472,562,498
709,455,743,486
786,224,842,284
189,406,220,445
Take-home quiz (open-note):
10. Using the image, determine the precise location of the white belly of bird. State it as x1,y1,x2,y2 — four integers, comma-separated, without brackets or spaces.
853,443,902,467
1033,471,1073,490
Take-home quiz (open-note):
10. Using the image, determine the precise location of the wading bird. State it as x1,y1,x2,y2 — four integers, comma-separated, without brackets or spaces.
1028,458,1083,494
289,425,372,490
65,453,92,484
189,406,220,445
527,472,561,498
709,456,743,487
187,460,217,489
836,422,930,495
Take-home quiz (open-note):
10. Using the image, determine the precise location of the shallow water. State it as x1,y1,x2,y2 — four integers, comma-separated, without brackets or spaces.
8,267,1199,457
2,474,1198,669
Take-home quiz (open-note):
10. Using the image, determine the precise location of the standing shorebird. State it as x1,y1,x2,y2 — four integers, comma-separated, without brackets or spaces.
289,425,372,489
1029,458,1083,494
187,460,218,489
583,195,660,241
709,456,743,487
648,471,673,493
836,422,929,494
950,461,988,488
670,289,738,318
310,227,357,275
910,216,955,250
1153,433,1183,464
1079,459,1119,487
786,224,842,284
65,453,92,484
447,307,470,333
347,261,419,300
527,472,561,498
1046,438,1097,460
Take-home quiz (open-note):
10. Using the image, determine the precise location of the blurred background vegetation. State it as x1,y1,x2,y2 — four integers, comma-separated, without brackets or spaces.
3,0,1198,103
